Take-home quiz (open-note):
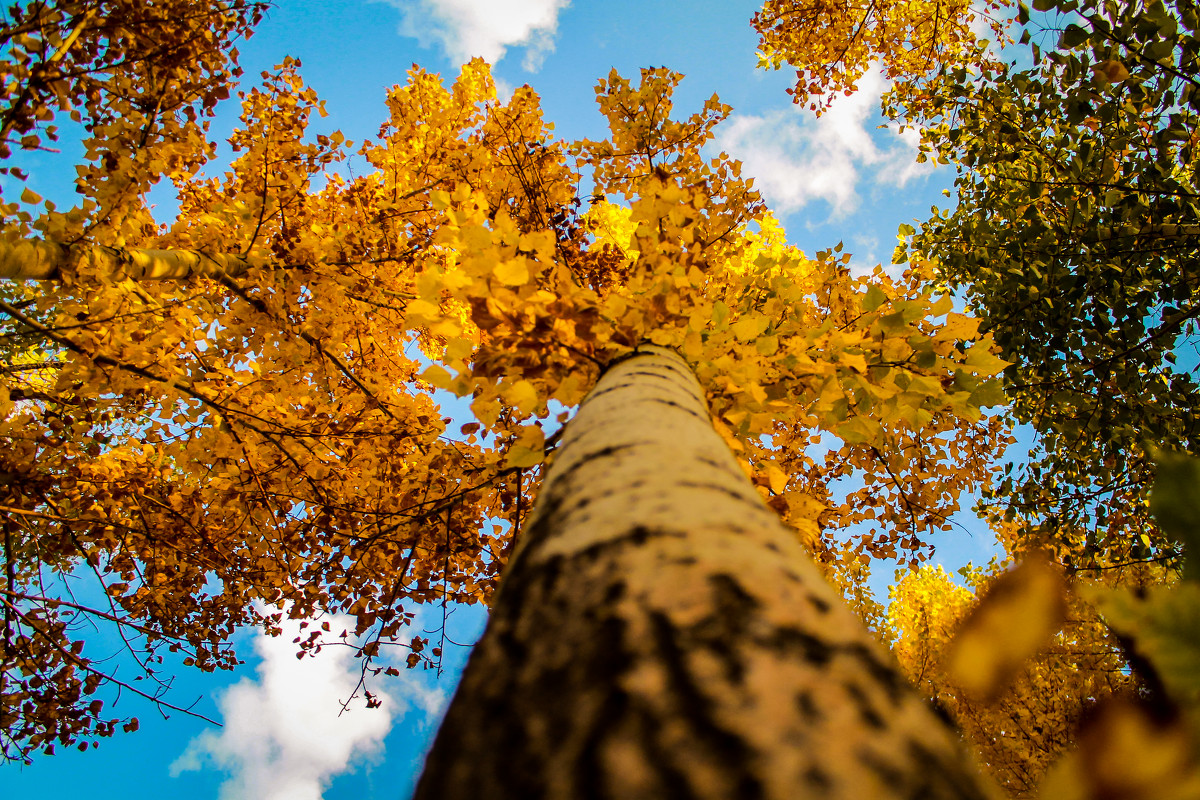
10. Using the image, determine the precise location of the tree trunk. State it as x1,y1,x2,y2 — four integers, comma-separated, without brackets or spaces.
414,345,993,800
0,239,251,280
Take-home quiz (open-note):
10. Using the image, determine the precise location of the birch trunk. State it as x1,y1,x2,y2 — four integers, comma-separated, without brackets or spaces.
414,345,993,800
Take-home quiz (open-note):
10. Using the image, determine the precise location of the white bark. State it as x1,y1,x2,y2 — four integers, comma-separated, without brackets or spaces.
415,345,993,799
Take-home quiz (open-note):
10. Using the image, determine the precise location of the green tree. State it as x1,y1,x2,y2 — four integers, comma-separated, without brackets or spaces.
754,0,1200,577
902,0,1200,569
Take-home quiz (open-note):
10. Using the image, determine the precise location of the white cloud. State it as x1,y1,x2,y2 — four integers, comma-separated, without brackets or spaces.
385,0,570,70
171,612,448,800
712,66,933,218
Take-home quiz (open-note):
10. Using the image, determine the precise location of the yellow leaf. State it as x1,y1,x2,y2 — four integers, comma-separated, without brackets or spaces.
444,337,474,361
506,424,545,468
755,335,779,356
506,445,543,468
944,557,1066,702
503,379,539,416
963,343,1009,376
406,298,442,326
840,350,867,373
1096,59,1131,82
429,318,462,339
941,312,980,341
764,462,788,494
20,187,41,205
419,364,454,389
472,395,501,428
555,373,589,406
904,374,942,396
731,315,764,342
493,258,529,286
1039,699,1200,800
836,417,877,444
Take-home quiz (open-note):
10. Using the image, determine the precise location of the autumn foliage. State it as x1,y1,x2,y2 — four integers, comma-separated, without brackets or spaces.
0,2,1014,765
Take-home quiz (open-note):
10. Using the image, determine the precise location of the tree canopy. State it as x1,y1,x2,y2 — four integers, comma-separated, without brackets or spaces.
0,2,1010,764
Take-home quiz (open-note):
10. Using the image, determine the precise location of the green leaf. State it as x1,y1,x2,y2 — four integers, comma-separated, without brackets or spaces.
712,300,730,327
863,285,887,312
1150,449,1200,581
1087,582,1200,710
968,379,1007,408
1061,24,1090,49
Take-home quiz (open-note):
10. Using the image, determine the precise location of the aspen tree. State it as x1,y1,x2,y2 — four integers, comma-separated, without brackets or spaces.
415,346,994,800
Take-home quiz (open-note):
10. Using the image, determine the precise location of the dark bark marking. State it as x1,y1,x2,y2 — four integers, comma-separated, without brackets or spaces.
552,443,637,487
697,455,753,481
573,614,641,800
622,368,677,383
603,579,628,605
858,748,906,788
925,696,958,731
646,610,766,800
804,764,833,794
708,573,761,618
676,480,763,510
568,526,688,567
765,541,781,553
696,573,763,686
768,625,833,667
646,395,708,419
796,690,822,722
904,739,993,800
806,594,831,614
843,680,886,730
841,642,906,707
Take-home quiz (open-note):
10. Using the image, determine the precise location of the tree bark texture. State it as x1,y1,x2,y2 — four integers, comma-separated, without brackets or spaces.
0,239,252,281
414,346,994,800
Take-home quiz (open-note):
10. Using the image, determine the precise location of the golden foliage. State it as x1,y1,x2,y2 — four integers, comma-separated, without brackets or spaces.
752,0,1013,112
1,16,1009,763
887,552,1133,797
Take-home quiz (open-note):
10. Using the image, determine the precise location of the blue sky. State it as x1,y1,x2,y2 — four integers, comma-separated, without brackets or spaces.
2,1,1004,798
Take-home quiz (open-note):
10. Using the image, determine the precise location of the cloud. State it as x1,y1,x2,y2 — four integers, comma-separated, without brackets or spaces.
712,66,932,217
385,0,570,70
171,612,447,800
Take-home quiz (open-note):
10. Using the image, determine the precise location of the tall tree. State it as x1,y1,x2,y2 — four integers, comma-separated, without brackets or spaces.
903,0,1200,570
751,3,1200,796
416,345,992,799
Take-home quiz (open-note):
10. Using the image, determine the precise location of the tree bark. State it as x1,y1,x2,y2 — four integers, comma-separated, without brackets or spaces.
0,239,251,280
414,345,993,800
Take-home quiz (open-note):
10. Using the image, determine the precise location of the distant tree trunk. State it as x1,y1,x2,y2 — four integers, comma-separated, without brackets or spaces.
414,345,993,800
0,239,252,280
